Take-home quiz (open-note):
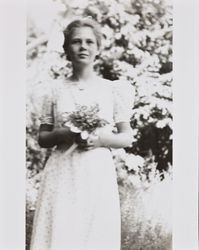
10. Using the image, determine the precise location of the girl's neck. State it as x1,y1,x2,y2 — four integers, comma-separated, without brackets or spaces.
71,64,96,82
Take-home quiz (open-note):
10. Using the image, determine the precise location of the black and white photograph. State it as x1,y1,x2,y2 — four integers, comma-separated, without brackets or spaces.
26,0,172,249
0,0,199,250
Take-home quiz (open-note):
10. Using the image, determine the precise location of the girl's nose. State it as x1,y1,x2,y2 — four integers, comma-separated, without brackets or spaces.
80,41,87,50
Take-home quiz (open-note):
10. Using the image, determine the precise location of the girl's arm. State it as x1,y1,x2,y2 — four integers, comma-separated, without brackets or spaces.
38,124,75,148
99,122,134,148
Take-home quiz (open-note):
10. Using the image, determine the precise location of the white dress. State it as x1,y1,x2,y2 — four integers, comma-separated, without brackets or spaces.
30,77,133,250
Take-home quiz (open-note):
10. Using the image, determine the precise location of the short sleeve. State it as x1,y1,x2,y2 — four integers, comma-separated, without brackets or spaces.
112,80,135,123
40,86,55,125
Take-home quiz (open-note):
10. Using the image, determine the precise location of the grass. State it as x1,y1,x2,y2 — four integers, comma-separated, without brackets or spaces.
119,177,172,250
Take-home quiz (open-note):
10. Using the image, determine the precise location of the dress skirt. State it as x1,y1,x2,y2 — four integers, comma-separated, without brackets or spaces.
30,147,121,250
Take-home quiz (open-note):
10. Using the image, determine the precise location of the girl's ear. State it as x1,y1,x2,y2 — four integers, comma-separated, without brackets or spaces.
95,49,100,59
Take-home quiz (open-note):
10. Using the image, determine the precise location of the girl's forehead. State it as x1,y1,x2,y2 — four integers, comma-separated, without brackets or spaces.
71,26,96,38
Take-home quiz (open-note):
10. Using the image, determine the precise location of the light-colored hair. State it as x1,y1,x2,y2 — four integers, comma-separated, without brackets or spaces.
63,18,102,55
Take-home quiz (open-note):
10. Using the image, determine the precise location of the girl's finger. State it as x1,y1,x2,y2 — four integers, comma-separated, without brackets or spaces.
87,140,93,146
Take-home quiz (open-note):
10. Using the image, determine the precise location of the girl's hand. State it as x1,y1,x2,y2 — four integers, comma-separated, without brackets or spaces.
86,134,101,149
75,134,88,150
75,133,102,150
75,129,114,151
86,130,112,150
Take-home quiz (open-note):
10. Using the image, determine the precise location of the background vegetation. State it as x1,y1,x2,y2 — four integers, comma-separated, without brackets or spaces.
26,0,172,249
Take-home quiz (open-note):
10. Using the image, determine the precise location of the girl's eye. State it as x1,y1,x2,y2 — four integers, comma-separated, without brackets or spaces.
71,40,81,44
87,40,94,44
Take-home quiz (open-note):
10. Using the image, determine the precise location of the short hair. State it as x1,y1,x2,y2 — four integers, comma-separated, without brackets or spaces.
63,18,102,55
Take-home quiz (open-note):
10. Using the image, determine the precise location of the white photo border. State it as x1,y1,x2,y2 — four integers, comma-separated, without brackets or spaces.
0,0,198,249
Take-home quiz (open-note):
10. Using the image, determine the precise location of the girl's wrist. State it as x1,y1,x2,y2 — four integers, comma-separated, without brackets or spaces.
98,135,104,147
98,134,109,148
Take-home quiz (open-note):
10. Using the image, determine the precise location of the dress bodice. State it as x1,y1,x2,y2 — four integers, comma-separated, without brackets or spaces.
40,77,134,129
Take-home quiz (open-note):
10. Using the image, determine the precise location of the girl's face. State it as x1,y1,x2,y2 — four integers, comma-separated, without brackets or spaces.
67,26,99,66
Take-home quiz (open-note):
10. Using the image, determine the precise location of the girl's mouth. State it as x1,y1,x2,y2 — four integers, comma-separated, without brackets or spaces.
79,53,89,57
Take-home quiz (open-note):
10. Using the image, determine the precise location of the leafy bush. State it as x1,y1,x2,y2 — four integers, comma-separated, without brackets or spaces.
27,0,172,171
112,148,172,250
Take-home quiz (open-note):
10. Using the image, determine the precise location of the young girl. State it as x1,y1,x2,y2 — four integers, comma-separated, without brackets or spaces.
30,18,134,250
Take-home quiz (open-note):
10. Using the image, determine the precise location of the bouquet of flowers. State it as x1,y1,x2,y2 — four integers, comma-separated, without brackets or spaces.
62,104,108,153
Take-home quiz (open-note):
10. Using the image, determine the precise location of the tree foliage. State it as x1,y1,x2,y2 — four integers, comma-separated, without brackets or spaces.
27,0,172,173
